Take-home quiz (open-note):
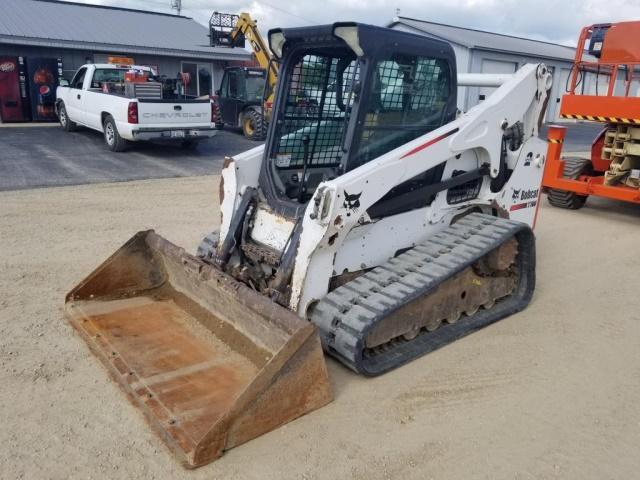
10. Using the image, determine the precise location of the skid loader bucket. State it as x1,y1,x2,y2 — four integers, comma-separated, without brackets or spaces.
65,231,332,468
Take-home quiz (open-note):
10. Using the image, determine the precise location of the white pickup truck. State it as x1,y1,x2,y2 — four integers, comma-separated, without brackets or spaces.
55,64,216,151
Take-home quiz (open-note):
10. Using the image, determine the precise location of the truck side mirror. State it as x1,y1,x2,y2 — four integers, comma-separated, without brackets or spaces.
59,79,70,87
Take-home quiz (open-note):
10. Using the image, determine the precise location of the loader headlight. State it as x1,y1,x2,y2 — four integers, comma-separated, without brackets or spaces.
333,24,364,57
268,29,286,59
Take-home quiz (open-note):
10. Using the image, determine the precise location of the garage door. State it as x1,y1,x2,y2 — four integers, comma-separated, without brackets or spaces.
479,59,517,101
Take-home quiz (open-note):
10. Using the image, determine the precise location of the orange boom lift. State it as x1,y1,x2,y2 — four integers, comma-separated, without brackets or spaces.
544,21,640,207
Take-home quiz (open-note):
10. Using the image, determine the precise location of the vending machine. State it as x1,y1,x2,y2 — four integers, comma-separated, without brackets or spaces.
25,57,63,121
0,56,31,122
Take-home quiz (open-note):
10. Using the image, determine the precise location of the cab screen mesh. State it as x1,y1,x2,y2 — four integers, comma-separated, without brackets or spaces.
271,53,358,170
352,55,451,169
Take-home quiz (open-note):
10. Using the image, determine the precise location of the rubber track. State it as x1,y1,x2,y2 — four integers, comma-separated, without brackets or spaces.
547,157,591,209
310,213,535,376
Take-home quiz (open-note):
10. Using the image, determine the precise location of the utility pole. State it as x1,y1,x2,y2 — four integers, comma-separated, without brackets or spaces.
171,0,182,15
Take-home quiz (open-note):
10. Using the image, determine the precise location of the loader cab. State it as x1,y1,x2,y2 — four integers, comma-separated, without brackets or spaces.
262,23,457,214
216,66,266,129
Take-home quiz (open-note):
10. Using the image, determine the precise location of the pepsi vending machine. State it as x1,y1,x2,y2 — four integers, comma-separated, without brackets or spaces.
0,56,31,122
25,57,63,121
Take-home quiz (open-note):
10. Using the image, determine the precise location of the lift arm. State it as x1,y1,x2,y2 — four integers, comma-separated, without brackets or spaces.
233,13,277,87
210,12,278,101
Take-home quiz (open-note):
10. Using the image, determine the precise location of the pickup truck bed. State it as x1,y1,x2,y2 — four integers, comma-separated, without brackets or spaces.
56,64,216,151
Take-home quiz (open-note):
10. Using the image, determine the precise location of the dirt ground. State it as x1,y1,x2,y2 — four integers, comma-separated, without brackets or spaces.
1,176,639,480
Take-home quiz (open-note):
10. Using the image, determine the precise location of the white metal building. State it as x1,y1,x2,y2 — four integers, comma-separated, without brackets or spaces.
389,16,584,121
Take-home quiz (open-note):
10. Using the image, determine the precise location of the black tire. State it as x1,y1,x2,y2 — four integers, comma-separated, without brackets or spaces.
103,115,128,152
181,139,199,149
58,102,76,132
547,157,593,209
241,108,266,141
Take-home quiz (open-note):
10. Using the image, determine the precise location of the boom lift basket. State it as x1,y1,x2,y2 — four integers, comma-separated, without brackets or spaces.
64,231,332,468
209,12,245,48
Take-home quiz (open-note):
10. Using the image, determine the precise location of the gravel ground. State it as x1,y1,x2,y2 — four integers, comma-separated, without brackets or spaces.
1,176,639,479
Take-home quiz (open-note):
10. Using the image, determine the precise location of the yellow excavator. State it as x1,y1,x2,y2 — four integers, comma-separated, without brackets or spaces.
209,12,278,140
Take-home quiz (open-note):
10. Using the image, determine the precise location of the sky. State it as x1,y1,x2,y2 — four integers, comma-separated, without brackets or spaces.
67,0,640,47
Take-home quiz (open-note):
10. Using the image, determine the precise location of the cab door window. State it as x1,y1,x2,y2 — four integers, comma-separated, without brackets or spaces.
219,72,229,97
227,70,241,99
71,67,87,89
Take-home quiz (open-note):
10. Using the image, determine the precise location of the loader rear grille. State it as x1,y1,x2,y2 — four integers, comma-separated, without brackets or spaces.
446,170,482,204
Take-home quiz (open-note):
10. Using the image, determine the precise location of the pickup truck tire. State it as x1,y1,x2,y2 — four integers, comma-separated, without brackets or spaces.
241,108,266,141
58,102,77,132
181,140,199,149
103,115,128,152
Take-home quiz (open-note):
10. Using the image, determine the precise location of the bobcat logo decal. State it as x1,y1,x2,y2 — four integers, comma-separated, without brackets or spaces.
512,188,521,201
343,190,362,213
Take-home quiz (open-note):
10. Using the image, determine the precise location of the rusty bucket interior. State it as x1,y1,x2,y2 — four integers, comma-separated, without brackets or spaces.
65,230,332,468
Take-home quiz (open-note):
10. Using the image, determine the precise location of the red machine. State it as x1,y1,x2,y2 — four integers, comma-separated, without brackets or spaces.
0,56,30,122
544,22,640,207
25,57,63,122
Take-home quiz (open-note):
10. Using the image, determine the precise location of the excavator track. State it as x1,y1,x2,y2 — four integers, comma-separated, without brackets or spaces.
310,213,535,376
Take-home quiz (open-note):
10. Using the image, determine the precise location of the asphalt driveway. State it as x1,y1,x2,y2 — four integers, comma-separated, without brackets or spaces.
0,122,601,192
0,125,257,191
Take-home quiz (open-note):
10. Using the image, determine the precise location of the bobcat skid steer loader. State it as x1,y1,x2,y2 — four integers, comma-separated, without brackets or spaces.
65,23,552,468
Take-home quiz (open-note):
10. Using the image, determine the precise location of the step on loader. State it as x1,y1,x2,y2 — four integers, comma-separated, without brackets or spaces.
65,22,552,468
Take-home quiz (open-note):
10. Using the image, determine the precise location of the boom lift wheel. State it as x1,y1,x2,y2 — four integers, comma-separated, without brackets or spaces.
242,108,266,141
547,157,593,209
